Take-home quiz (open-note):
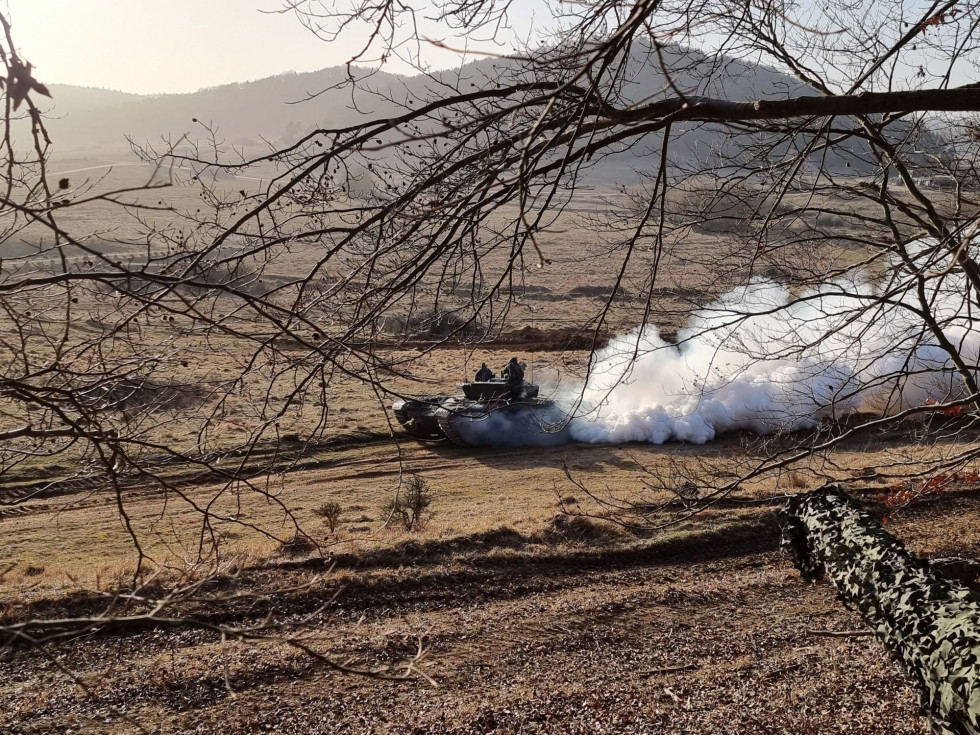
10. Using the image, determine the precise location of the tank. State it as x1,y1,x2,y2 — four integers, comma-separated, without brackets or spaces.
392,380,567,447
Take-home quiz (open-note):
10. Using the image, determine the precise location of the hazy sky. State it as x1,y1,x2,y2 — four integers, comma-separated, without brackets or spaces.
8,2,964,97
6,0,539,94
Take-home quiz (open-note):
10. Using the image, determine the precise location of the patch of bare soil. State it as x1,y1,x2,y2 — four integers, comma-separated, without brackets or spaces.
5,489,978,734
493,326,609,352
315,325,610,354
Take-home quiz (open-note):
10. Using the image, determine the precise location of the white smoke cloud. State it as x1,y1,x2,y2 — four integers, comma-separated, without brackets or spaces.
446,402,572,447
568,244,980,445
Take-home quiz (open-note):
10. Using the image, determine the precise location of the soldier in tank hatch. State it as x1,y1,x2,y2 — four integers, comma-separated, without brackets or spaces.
475,362,494,382
501,357,525,384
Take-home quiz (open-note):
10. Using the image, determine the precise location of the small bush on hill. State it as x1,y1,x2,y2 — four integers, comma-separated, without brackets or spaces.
314,501,343,532
382,475,434,532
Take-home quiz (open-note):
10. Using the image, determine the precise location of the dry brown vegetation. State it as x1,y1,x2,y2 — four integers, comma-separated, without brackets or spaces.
4,475,979,733
6,0,980,725
3,158,980,733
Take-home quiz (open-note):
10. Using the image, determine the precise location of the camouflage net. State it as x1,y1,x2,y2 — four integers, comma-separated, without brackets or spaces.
781,486,980,735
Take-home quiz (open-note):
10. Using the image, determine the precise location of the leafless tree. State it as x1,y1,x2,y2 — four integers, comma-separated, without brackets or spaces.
186,0,980,524
7,0,980,685
0,12,427,679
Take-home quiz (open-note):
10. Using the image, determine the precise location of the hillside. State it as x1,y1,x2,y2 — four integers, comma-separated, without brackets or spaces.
39,67,406,151
31,46,898,177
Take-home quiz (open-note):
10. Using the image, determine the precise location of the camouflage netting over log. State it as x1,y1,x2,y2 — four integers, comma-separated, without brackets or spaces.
781,486,980,735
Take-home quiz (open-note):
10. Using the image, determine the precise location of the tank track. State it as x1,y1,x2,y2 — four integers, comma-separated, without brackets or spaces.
436,412,467,445
393,397,448,441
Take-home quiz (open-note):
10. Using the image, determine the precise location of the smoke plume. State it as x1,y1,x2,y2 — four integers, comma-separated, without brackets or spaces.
568,251,979,444
446,402,572,447
441,241,978,448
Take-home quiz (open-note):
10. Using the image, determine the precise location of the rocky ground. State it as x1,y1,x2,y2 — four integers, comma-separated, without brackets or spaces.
6,485,979,734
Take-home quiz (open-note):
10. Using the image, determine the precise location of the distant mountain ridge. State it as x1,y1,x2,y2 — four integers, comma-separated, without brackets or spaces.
46,85,142,111
34,47,913,178
41,66,406,151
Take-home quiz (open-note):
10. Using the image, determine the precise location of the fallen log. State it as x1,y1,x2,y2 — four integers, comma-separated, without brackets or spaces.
780,486,980,735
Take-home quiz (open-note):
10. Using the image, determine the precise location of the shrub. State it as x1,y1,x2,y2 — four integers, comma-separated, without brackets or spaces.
667,183,793,235
382,475,434,531
542,514,627,545
313,501,343,532
278,533,317,557
776,470,808,490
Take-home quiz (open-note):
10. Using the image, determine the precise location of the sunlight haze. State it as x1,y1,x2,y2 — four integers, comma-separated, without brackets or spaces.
6,0,532,94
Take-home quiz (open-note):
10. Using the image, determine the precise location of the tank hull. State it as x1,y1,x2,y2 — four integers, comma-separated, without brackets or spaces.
392,382,567,447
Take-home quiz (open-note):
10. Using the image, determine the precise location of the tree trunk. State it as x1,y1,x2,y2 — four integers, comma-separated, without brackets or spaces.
781,487,980,735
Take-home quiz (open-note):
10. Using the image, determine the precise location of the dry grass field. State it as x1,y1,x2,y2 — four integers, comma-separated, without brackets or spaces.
4,475,979,733
2,157,979,733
